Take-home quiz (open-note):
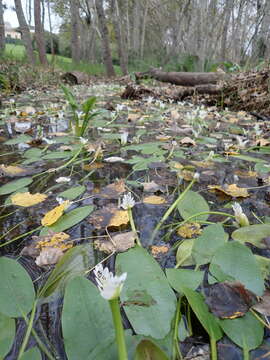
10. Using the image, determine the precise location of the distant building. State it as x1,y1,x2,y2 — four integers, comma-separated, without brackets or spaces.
4,22,21,39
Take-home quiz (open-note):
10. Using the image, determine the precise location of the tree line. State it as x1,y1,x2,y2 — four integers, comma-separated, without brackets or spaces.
0,0,269,75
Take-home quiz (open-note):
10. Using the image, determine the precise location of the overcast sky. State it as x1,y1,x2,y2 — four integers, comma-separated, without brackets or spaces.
3,0,61,31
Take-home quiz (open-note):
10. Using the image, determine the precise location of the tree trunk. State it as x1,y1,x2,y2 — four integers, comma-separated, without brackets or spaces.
70,0,81,63
0,0,5,55
46,0,54,56
95,0,115,77
111,0,128,75
34,0,48,65
135,68,227,86
14,0,36,65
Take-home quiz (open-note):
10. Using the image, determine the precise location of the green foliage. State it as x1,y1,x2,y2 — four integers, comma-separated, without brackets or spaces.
0,177,33,195
177,190,210,221
135,340,169,360
0,313,15,358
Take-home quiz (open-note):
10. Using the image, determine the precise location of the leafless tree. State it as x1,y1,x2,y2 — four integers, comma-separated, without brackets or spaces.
0,0,5,55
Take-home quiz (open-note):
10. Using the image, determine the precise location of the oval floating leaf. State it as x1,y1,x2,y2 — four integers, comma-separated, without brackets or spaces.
41,205,94,234
210,241,265,295
232,224,270,249
20,347,41,360
0,257,35,317
58,185,86,200
62,276,115,360
166,269,204,293
116,246,176,339
0,313,15,358
0,177,33,195
192,223,228,265
177,191,209,221
176,239,196,267
4,134,32,145
220,312,263,351
135,340,169,360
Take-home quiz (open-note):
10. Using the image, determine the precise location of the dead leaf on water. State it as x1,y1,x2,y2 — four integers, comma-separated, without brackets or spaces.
35,247,64,266
41,201,70,226
143,195,167,205
151,245,169,257
177,222,202,238
0,164,32,177
208,184,249,198
180,137,196,146
94,231,136,253
142,181,162,193
100,179,126,199
108,209,129,227
11,192,47,207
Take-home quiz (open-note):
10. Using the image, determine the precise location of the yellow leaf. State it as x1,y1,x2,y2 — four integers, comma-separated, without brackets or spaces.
11,192,48,207
0,165,27,176
41,201,70,226
36,231,72,251
143,195,166,205
108,210,129,227
208,184,249,198
151,245,169,257
177,222,202,238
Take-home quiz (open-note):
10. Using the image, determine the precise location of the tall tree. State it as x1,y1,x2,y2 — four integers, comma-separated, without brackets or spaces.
34,0,48,65
14,0,36,65
0,0,5,55
70,0,81,63
95,0,115,77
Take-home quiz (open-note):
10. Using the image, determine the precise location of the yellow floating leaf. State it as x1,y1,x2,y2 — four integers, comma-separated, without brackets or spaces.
177,222,202,238
0,165,27,176
151,245,169,257
41,201,70,226
208,184,249,198
36,231,72,251
108,210,129,227
11,192,48,207
128,113,141,121
234,170,257,178
143,195,166,205
257,138,270,146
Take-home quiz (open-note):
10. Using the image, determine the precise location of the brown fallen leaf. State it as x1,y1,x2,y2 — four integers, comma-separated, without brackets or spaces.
177,223,202,238
108,209,129,227
142,181,162,193
180,137,196,146
0,164,30,177
35,247,64,266
143,195,167,205
208,184,249,198
100,179,126,199
151,245,169,257
11,192,47,207
94,231,136,254
252,290,270,316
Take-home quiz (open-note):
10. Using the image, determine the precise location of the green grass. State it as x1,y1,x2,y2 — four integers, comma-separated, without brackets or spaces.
4,44,121,76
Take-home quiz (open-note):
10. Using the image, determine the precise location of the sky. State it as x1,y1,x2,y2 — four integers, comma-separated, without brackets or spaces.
3,0,61,31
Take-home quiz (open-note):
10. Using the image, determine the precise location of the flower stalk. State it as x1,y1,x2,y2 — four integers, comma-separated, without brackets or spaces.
109,298,128,360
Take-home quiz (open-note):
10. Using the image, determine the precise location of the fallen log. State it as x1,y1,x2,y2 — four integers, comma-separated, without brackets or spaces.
135,67,228,86
61,71,90,85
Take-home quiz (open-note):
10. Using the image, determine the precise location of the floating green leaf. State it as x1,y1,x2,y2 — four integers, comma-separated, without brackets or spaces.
58,185,86,200
42,151,73,160
182,287,223,341
40,205,94,235
20,347,41,360
0,257,35,317
134,340,169,360
210,241,265,295
220,312,263,351
176,239,196,267
166,268,204,293
23,148,43,159
62,276,115,360
0,313,15,358
116,246,176,339
0,177,33,195
177,190,209,222
38,245,93,299
229,154,267,163
192,223,228,265
232,224,270,249
4,134,32,145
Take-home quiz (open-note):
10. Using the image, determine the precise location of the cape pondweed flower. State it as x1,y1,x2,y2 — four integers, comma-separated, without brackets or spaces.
94,263,127,300
121,192,135,210
232,202,249,227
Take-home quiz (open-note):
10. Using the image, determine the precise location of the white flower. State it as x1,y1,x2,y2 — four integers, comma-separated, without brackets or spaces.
42,137,55,145
146,96,154,104
120,131,128,145
232,203,249,227
94,263,127,300
235,135,249,149
104,156,125,163
116,104,125,112
121,192,135,209
193,172,200,180
55,176,71,183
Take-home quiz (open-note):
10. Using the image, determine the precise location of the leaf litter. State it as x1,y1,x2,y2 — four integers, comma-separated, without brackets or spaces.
0,78,270,358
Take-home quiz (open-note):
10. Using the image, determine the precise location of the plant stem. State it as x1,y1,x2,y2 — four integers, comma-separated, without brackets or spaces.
210,337,217,360
18,300,38,359
109,298,128,360
172,297,183,360
150,177,197,244
243,347,249,360
128,208,141,246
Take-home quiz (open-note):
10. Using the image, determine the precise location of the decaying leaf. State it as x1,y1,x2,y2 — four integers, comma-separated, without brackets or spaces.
143,195,167,205
151,245,169,257
208,184,249,198
177,223,202,238
0,164,31,177
35,232,72,251
35,247,64,266
82,162,104,171
180,137,196,146
11,192,47,207
252,290,270,316
94,231,136,253
100,179,126,199
108,209,129,227
142,181,163,193
41,201,70,226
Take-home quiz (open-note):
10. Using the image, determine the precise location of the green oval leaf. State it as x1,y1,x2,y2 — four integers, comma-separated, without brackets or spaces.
0,177,33,195
166,269,204,293
182,287,223,341
135,340,169,360
4,134,32,145
210,241,265,295
62,276,115,360
41,205,94,234
0,313,15,358
116,246,176,339
20,347,42,360
58,185,86,200
232,224,270,249
0,257,35,317
176,239,196,267
220,312,264,351
192,223,228,265
177,190,209,221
